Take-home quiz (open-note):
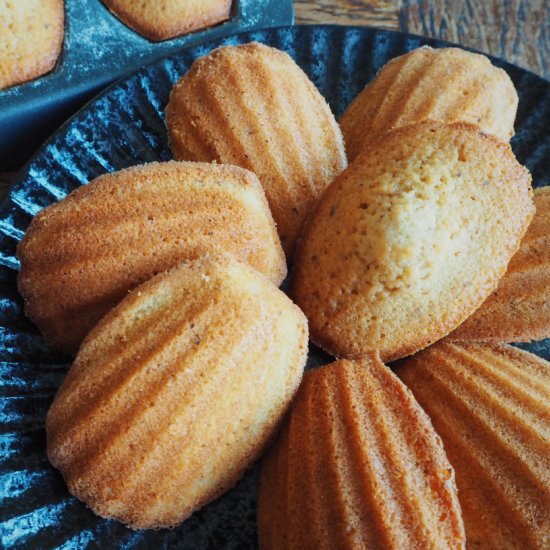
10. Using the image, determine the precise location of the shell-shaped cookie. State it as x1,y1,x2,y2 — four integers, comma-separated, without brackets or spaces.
165,42,347,256
0,0,64,89
258,355,465,550
47,257,309,530
397,342,550,549
449,186,550,343
17,161,286,353
292,121,534,361
101,0,231,41
340,46,518,162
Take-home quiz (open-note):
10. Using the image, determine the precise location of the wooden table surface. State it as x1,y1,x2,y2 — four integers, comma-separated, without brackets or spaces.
1,0,548,193
295,0,549,78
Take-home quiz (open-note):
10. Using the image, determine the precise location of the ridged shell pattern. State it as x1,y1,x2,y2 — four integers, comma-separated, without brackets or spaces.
166,42,347,256
0,25,548,548
16,161,286,354
397,342,550,549
340,46,518,162
449,186,550,343
47,258,308,530
258,356,465,550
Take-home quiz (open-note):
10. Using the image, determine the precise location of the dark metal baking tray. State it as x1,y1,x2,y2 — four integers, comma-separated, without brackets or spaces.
0,0,294,170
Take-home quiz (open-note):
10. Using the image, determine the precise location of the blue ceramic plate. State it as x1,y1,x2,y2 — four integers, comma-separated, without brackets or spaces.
0,25,549,549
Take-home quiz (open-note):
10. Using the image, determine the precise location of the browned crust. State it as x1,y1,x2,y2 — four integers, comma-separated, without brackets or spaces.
448,186,550,343
17,161,286,353
340,46,518,162
396,341,550,549
292,121,534,362
165,42,347,257
47,257,309,529
101,0,232,41
258,355,465,549
0,0,64,90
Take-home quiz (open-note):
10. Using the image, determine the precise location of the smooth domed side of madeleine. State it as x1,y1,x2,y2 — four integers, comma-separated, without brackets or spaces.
293,121,533,361
449,186,550,343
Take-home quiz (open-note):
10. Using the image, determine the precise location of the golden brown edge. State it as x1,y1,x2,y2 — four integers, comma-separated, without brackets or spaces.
46,256,308,529
101,0,232,42
0,0,65,90
292,121,534,362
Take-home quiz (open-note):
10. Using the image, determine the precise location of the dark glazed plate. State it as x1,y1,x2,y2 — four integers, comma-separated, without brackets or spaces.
0,25,549,549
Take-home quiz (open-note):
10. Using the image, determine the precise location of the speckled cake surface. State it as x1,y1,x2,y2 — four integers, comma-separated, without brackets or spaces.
0,25,548,548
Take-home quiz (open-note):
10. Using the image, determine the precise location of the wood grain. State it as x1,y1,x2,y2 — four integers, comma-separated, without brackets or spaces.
294,0,549,79
399,0,549,79
294,0,398,28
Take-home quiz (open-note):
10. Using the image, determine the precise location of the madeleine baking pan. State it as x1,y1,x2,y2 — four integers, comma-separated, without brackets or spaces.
0,0,293,170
